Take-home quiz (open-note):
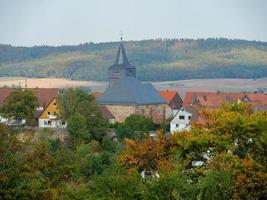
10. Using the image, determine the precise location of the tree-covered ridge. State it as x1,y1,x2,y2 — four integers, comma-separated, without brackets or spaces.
1,38,267,81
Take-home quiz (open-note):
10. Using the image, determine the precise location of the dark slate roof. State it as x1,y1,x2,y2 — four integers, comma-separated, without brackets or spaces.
109,42,135,69
97,77,166,105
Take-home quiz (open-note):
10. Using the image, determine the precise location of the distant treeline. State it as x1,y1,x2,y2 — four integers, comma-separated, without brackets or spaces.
0,38,267,81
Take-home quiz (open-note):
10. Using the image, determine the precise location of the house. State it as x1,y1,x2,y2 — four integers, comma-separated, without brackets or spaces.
183,91,267,108
170,107,192,133
160,90,183,111
172,91,267,131
38,97,66,128
97,39,171,123
0,88,65,128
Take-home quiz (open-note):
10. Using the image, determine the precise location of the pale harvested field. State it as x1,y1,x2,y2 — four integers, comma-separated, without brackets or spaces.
153,78,267,98
1,77,267,99
0,77,106,89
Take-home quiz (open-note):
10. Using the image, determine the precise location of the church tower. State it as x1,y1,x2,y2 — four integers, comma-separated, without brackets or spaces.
108,38,136,87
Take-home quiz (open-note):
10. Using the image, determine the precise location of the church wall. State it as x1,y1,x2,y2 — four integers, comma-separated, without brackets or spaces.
135,104,172,123
105,105,136,122
105,104,172,124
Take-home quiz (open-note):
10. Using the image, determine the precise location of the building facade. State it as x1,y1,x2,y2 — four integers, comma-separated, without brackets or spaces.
38,97,66,128
97,40,171,123
0,88,65,128
170,107,192,133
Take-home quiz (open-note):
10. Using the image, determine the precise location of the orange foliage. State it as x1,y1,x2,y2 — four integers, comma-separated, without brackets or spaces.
232,158,267,200
120,131,178,173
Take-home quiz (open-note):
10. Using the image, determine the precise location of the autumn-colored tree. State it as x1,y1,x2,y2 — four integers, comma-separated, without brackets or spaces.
174,103,267,167
119,103,267,199
174,103,267,199
232,157,267,200
120,131,178,174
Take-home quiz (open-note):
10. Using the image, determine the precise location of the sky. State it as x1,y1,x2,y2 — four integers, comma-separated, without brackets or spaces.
0,0,266,46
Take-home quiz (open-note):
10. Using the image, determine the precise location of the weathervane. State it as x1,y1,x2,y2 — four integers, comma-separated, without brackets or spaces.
120,30,123,41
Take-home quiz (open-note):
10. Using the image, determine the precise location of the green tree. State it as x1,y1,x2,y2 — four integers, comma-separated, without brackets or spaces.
0,124,23,199
116,114,158,140
1,90,38,123
125,114,157,131
67,112,90,143
90,164,143,200
57,88,107,142
56,88,93,119
74,142,113,179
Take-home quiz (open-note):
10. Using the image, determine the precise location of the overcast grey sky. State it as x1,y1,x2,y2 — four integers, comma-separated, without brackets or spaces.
0,0,266,46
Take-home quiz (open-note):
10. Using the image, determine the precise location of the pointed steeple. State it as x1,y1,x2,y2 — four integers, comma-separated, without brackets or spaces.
113,39,130,66
108,37,136,87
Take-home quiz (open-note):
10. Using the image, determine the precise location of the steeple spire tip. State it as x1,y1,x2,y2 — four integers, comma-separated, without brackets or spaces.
120,30,123,42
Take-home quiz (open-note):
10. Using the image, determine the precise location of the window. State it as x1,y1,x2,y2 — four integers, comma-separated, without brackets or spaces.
179,115,185,120
37,106,44,111
54,102,56,106
114,70,121,76
176,124,179,127
188,116,191,120
48,120,52,125
48,112,50,115
44,120,48,125
128,69,135,75
62,121,66,125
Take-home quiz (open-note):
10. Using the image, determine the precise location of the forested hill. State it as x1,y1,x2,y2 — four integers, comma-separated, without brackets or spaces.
1,38,267,81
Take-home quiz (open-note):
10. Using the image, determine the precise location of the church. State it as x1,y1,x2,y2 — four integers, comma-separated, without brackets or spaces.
97,39,171,123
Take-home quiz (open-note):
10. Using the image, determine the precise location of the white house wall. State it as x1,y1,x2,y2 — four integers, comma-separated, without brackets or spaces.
170,108,192,133
39,119,67,128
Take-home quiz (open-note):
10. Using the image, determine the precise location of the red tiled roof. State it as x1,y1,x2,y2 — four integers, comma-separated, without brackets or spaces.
0,88,58,108
91,92,102,98
159,90,178,104
183,91,267,108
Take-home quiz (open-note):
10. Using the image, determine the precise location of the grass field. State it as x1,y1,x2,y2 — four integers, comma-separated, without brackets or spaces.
1,77,267,99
